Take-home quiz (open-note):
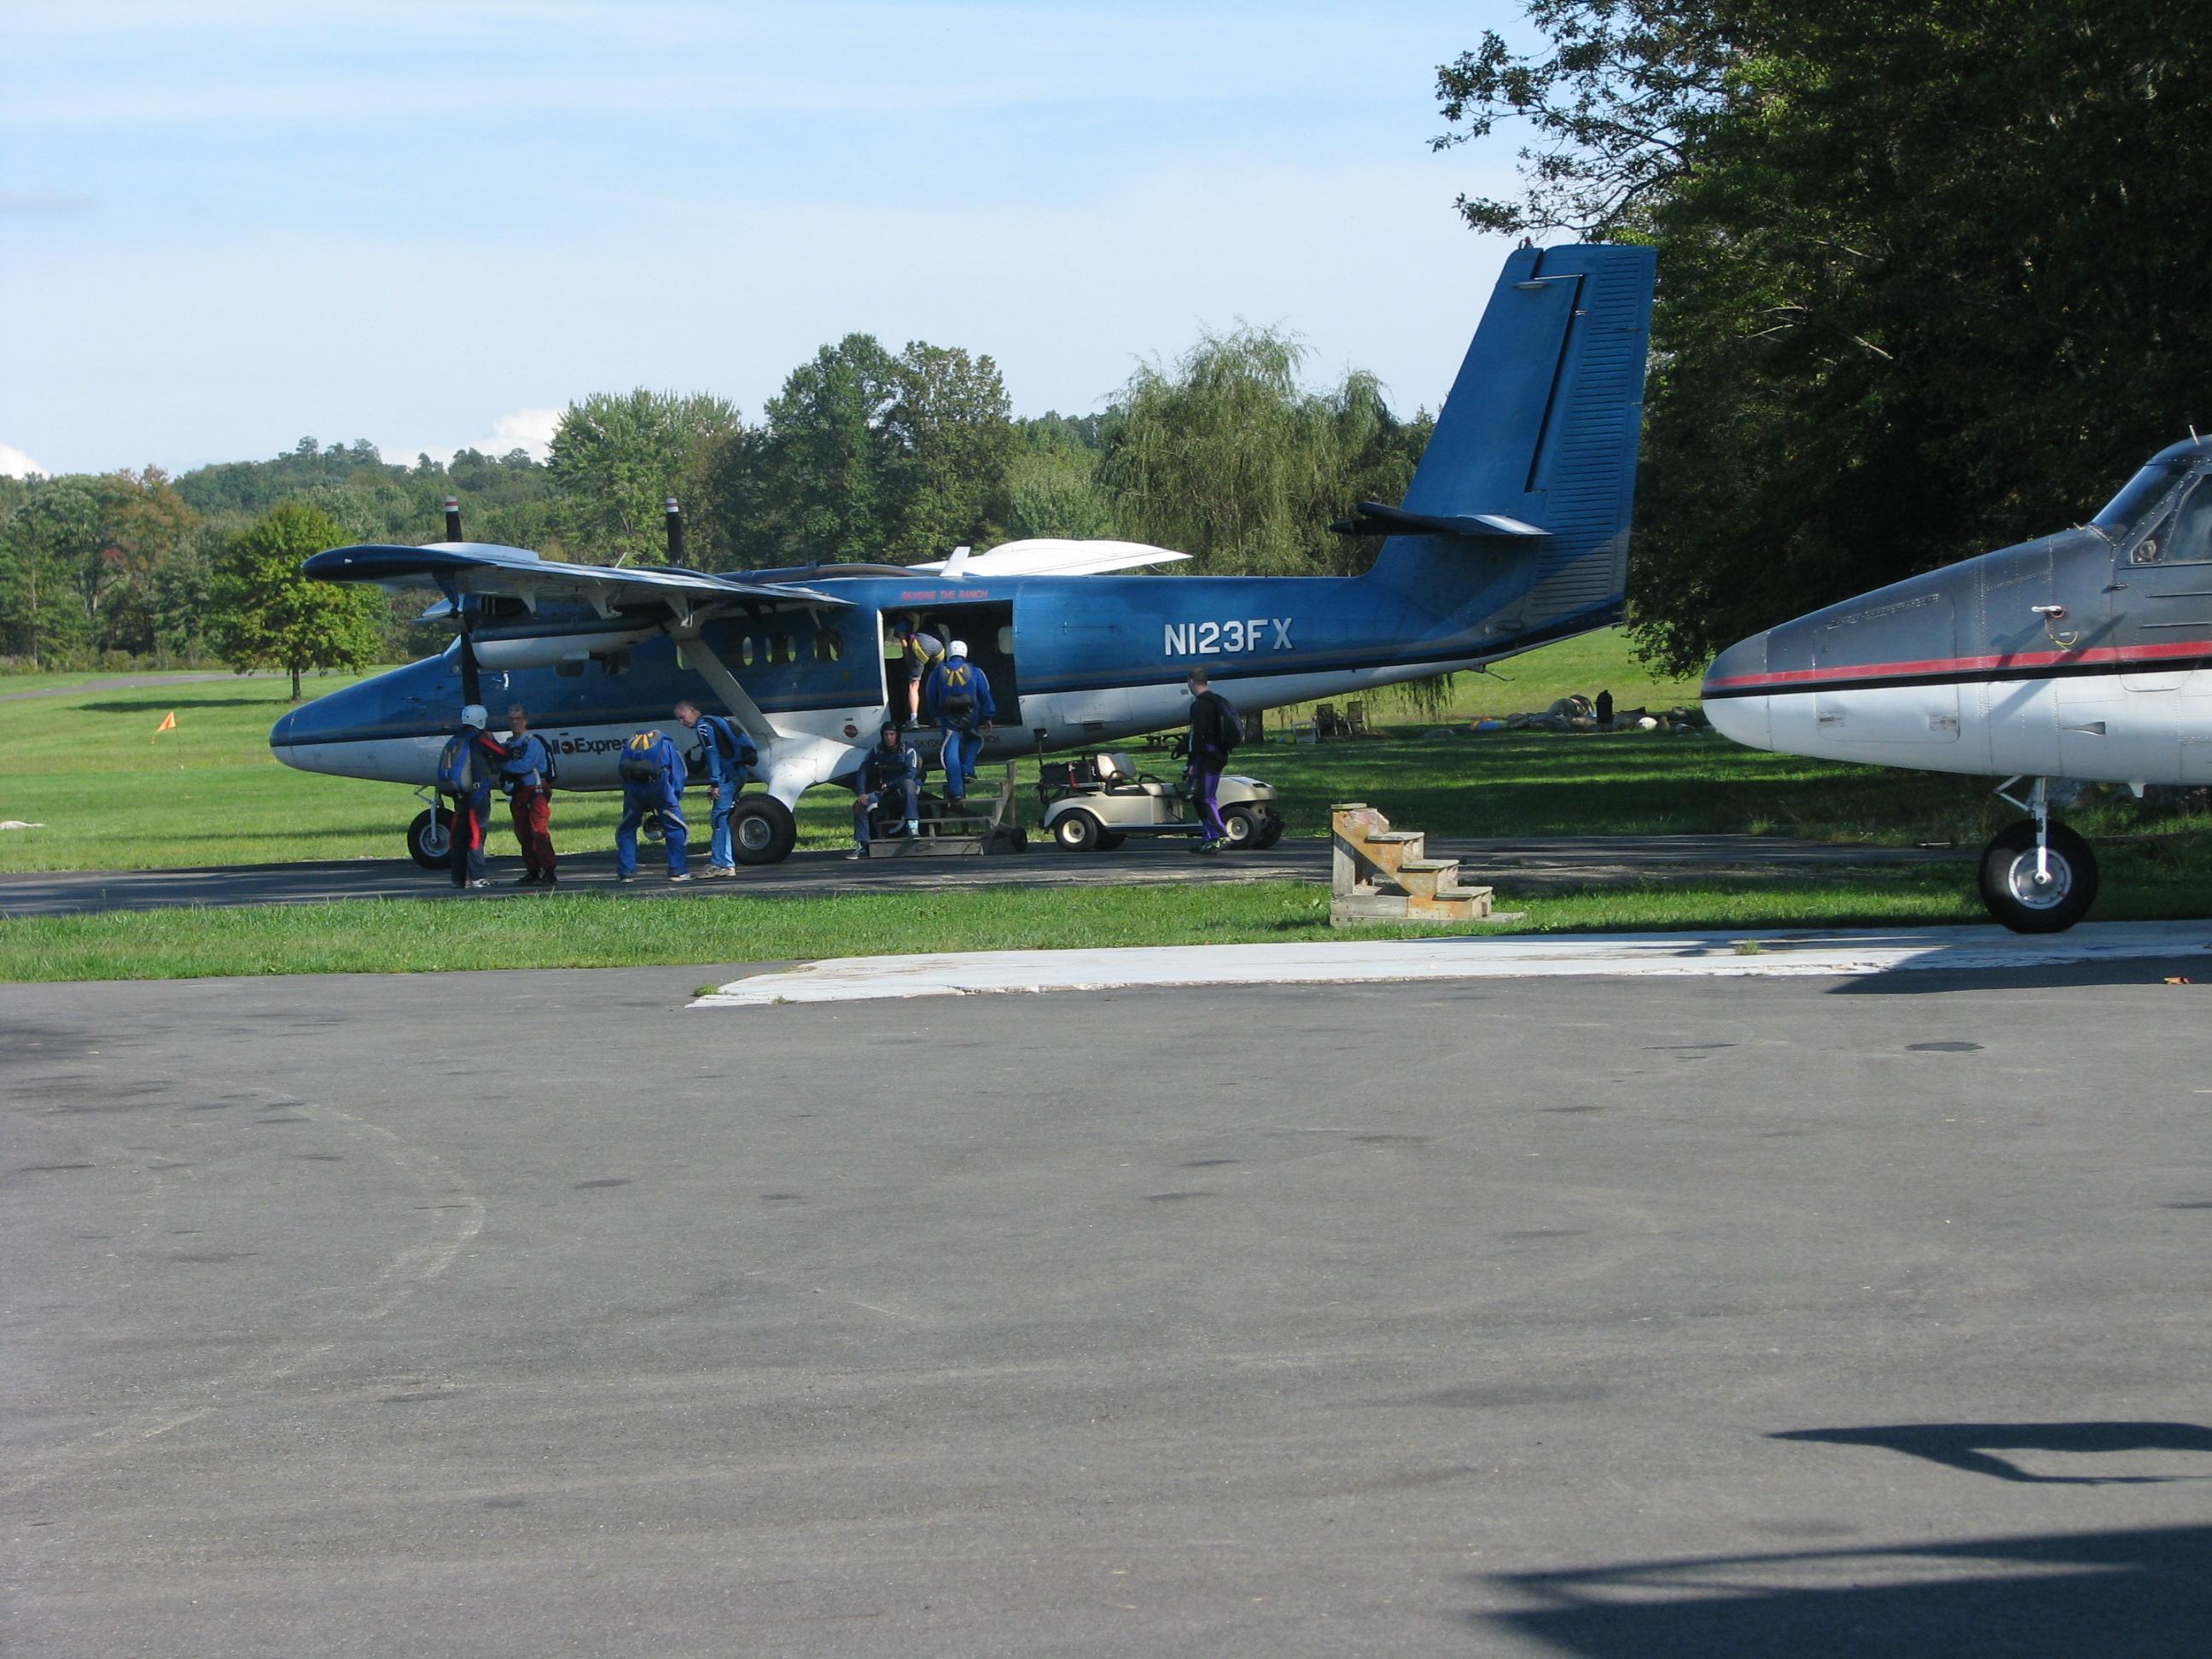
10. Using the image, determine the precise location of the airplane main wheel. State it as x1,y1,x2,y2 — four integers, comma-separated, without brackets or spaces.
1054,810,1103,852
407,808,452,870
1978,819,2098,934
730,795,797,865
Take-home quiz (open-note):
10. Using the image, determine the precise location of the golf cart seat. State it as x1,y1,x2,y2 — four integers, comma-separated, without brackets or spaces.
1095,753,1167,795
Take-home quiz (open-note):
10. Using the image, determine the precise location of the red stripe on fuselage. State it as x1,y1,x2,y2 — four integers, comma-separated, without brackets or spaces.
1703,638,2212,691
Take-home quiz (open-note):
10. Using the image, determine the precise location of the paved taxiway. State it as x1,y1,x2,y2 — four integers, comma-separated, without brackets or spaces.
0,833,1956,917
8,963,2209,1655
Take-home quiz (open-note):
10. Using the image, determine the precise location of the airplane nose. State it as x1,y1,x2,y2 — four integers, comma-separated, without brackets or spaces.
1701,632,1773,750
269,705,308,771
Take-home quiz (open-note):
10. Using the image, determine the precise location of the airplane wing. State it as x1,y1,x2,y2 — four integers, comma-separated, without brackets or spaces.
302,541,854,614
908,538,1190,578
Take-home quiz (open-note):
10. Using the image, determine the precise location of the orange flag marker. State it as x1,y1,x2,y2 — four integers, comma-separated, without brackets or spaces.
155,710,176,732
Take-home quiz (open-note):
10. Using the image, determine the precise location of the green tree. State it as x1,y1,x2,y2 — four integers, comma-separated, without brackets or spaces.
1004,445,1122,541
548,389,742,565
707,335,1018,568
1097,326,1427,574
0,477,101,666
881,341,1015,560
713,335,896,568
1438,1,2212,672
82,469,198,655
210,502,385,700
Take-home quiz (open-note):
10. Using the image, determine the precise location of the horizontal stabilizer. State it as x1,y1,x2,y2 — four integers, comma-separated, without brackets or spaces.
908,538,1190,578
1330,502,1549,541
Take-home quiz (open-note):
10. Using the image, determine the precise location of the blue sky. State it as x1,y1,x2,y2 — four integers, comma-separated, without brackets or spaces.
0,1,1529,478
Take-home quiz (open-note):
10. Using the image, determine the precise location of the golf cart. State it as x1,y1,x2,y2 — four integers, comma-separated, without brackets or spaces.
1037,749,1284,852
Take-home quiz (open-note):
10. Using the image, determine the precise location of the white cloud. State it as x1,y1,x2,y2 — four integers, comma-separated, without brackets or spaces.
491,407,561,460
0,443,47,478
384,406,564,469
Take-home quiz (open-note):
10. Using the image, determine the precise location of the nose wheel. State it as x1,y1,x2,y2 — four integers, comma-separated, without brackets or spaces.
1979,777,2098,933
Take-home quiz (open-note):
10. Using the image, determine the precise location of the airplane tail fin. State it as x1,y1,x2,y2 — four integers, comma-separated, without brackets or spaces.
1365,242,1655,642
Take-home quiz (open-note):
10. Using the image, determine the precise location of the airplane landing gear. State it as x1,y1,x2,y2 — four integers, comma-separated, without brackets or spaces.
1980,777,2098,933
730,795,797,864
407,807,453,870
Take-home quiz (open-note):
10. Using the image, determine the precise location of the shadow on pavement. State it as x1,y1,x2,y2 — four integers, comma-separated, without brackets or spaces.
1478,1524,2212,1656
1772,1421,2212,1485
1830,959,2211,994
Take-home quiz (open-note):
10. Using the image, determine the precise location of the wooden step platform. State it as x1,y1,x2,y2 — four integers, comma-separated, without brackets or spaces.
862,765,1025,859
1330,801,1499,925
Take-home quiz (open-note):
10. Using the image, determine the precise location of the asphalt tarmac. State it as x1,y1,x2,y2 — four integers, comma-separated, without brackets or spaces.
7,964,2209,1656
0,833,1958,917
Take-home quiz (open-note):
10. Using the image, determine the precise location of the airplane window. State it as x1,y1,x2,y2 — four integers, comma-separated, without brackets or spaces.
2165,480,2212,563
998,626,1016,655
2094,461,2189,538
740,637,755,667
771,633,792,664
817,631,842,661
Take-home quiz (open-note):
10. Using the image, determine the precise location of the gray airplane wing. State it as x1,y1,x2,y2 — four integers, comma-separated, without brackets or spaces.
300,541,853,614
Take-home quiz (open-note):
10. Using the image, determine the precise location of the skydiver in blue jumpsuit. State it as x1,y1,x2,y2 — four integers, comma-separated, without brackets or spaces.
923,639,996,803
614,727,691,882
674,699,757,876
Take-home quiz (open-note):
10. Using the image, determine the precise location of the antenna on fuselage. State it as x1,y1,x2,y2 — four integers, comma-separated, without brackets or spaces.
665,497,684,565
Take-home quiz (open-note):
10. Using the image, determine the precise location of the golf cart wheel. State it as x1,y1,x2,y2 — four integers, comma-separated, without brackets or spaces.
407,807,452,870
1054,810,1104,852
731,795,798,865
1978,818,2098,934
1096,831,1126,851
1221,806,1263,847
1252,812,1284,849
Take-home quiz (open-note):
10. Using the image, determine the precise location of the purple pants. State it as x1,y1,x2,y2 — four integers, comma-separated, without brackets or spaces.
1192,748,1225,839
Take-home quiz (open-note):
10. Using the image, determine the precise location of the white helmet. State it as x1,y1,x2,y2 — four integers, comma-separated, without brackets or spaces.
947,639,969,658
461,703,488,727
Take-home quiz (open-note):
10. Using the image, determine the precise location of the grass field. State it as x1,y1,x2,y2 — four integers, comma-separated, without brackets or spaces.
5,634,2210,981
0,635,2201,871
7,841,2211,982
1269,626,1705,730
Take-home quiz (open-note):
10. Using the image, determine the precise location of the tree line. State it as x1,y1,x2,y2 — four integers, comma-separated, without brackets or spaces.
0,327,1431,695
1438,0,2212,673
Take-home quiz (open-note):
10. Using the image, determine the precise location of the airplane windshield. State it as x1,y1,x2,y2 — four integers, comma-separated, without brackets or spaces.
2091,461,2191,538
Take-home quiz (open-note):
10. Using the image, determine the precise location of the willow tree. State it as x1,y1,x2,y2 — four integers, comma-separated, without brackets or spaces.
1097,327,1428,577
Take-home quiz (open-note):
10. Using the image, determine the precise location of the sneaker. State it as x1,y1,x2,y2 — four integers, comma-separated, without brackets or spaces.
668,872,694,883
1191,840,1221,856
540,873,558,888
905,819,919,837
466,877,492,888
847,847,865,860
513,872,540,887
617,874,637,884
700,865,736,879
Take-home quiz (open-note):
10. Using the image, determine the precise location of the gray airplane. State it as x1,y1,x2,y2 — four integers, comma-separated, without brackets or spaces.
1702,436,2212,931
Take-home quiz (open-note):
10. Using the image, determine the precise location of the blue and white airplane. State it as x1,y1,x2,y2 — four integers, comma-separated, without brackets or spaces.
275,242,1656,866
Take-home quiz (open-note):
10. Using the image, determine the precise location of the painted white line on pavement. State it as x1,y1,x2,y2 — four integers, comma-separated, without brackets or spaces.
691,922,2212,1007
